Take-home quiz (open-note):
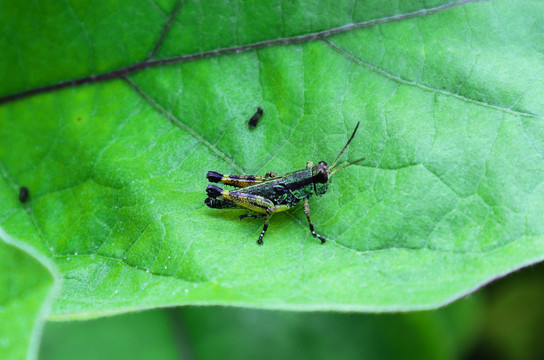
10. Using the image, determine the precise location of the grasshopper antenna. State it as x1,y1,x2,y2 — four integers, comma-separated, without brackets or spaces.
329,122,364,176
330,122,360,169
329,156,365,176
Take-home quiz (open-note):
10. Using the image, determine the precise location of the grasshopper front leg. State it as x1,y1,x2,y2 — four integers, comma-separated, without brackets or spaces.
302,160,325,243
303,197,326,244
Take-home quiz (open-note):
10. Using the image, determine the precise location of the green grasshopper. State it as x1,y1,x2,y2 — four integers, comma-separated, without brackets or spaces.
205,122,365,245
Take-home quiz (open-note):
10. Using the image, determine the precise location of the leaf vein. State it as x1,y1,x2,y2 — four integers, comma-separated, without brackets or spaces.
123,76,245,173
322,38,540,119
0,0,486,105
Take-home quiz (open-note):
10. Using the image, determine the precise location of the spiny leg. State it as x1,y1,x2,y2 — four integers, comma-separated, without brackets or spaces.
303,197,325,244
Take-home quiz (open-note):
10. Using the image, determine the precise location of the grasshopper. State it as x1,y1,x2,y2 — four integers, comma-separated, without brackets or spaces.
205,122,365,245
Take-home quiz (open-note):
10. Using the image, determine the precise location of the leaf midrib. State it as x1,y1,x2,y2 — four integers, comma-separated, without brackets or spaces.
0,0,484,106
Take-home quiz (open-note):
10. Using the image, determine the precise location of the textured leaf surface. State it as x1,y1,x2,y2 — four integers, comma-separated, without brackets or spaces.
0,0,543,321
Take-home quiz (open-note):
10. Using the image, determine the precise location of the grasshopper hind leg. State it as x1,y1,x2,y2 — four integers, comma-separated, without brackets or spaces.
206,171,278,188
206,184,293,245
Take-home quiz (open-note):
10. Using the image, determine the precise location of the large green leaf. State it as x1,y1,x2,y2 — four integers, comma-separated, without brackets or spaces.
1,0,543,323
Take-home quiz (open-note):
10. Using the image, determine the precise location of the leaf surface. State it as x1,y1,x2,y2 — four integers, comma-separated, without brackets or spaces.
0,0,543,320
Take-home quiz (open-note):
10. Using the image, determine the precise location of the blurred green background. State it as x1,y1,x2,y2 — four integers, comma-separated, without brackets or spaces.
39,261,544,360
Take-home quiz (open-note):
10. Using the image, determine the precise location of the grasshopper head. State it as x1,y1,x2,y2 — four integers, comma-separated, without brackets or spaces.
313,161,329,183
312,161,330,196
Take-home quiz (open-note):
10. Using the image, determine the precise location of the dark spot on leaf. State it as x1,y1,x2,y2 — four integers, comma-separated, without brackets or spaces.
248,106,263,128
19,186,29,203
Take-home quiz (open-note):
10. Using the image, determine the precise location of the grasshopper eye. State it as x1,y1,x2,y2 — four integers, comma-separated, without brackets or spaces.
315,169,328,183
314,161,329,183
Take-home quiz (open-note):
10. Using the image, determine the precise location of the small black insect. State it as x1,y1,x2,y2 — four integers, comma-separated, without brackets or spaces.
248,107,263,128
19,186,29,203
